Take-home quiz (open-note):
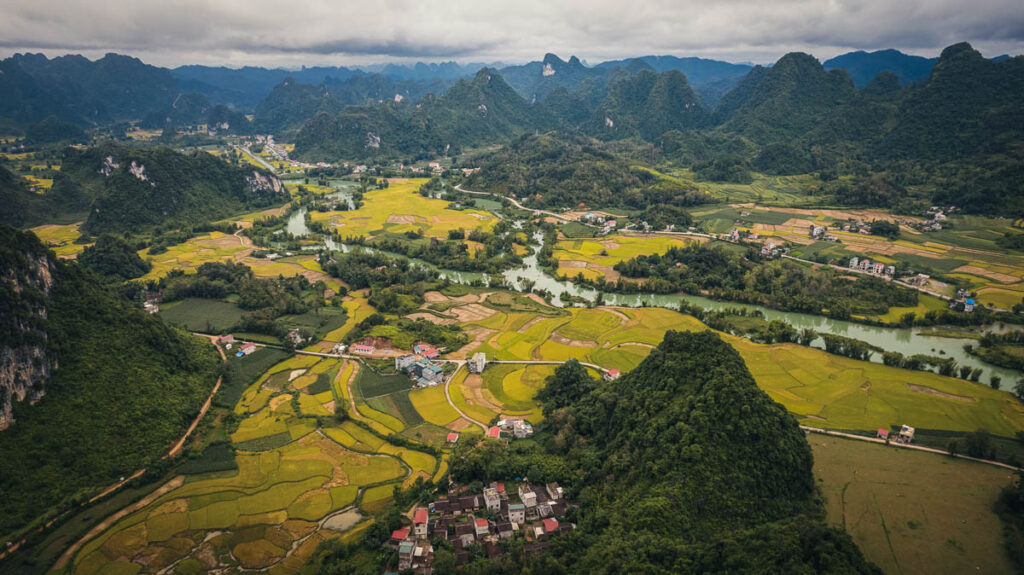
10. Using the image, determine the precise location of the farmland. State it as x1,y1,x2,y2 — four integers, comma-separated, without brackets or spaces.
687,205,1024,308
308,179,497,239
552,234,702,281
810,434,1016,575
63,347,437,574
29,222,89,258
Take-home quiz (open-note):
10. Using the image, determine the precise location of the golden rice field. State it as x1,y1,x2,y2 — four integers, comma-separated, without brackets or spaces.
309,179,496,239
553,234,700,281
30,222,89,258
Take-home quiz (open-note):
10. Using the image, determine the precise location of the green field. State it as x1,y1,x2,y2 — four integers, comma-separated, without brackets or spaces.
811,434,1016,575
158,298,245,332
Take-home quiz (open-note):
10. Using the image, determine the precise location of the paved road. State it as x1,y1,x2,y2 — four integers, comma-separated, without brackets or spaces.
236,145,276,173
455,184,572,222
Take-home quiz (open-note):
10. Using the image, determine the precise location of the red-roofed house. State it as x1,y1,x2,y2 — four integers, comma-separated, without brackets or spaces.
603,368,620,381
475,517,490,536
877,428,890,440
217,334,235,349
447,432,459,443
391,527,410,543
496,482,505,494
239,342,256,355
543,518,559,533
414,508,429,537
351,344,375,355
488,426,501,439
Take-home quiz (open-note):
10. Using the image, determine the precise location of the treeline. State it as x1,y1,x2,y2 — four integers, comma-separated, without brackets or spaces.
967,331,1024,371
608,243,917,318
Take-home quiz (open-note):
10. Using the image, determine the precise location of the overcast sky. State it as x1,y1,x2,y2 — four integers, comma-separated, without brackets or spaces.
1,0,1022,68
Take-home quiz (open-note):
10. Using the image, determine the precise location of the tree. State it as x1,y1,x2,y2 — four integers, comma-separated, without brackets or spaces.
537,359,598,416
1015,378,1024,403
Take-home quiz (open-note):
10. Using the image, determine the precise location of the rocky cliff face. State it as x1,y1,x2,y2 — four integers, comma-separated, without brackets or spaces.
0,231,56,430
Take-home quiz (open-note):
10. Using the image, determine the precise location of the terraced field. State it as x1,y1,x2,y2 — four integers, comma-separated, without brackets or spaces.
66,343,443,574
309,179,497,239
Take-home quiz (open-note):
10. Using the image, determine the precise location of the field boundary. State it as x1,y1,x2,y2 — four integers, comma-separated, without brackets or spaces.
800,426,1023,471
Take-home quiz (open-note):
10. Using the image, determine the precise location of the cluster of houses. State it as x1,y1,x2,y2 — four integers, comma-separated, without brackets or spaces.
396,344,446,387
759,241,788,259
389,482,575,571
726,228,762,242
950,288,977,312
809,224,840,242
488,418,534,440
915,206,956,232
217,334,257,357
848,256,896,277
578,212,618,235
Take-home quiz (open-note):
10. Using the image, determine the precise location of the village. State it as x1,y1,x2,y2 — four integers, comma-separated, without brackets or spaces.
387,480,575,572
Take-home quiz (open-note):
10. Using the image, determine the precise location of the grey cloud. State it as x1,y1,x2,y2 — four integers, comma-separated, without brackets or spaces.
0,0,1020,67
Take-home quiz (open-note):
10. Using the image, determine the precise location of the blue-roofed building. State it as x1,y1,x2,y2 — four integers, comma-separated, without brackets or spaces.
964,298,975,312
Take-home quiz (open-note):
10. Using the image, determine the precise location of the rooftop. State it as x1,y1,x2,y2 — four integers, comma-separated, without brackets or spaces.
414,508,428,524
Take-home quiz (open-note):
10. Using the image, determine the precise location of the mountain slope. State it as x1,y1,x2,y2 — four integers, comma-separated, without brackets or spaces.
824,49,938,88
0,226,220,536
717,53,857,143
58,144,287,234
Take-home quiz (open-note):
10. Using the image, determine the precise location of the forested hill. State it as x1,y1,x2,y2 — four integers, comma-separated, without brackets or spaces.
59,144,287,234
463,133,712,209
0,226,220,537
293,69,537,161
388,331,880,573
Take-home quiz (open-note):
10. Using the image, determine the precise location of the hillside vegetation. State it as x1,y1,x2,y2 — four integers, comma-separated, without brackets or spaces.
0,226,220,538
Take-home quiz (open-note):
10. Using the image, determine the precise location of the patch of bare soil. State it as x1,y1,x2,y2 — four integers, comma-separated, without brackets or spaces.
386,214,417,224
908,384,976,402
953,265,1019,283
611,342,655,350
406,312,457,325
591,264,621,282
518,316,545,333
446,418,474,431
289,369,307,381
560,260,588,268
450,327,498,359
464,374,501,411
424,291,448,303
550,333,598,348
451,303,496,322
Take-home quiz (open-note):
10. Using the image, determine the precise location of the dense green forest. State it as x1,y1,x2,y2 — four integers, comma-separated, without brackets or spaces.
1,144,287,231
0,226,220,537
464,133,712,209
310,331,880,573
76,235,152,282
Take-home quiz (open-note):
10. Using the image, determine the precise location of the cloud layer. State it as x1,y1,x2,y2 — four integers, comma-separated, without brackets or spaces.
1,0,1021,67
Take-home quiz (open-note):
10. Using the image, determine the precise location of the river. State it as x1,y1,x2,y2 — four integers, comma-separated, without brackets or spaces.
286,201,1022,387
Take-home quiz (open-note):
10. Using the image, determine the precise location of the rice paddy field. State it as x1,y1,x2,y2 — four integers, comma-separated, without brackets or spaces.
29,222,89,258
552,234,702,281
436,294,1024,437
688,205,1024,308
810,434,1017,575
308,179,497,239
64,346,444,574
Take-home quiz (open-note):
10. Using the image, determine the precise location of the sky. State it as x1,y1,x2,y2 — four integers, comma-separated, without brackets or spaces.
0,0,1022,68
